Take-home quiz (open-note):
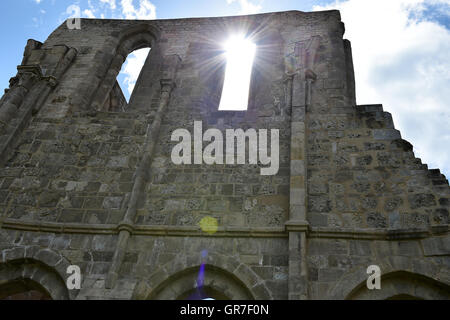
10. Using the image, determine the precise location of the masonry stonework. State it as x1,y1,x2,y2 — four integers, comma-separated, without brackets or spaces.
0,10,449,300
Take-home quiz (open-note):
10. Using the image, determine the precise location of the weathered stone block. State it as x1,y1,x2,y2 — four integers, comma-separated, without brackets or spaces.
291,160,305,176
102,196,123,209
366,212,387,228
421,236,450,256
308,195,331,212
408,193,436,209
373,129,401,140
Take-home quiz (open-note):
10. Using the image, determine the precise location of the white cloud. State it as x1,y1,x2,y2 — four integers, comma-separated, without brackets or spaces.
100,0,116,10
83,9,96,18
66,4,81,18
120,0,156,20
120,48,151,98
313,0,450,177
227,0,262,15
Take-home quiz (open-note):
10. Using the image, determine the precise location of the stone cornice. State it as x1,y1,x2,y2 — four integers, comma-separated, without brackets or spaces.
1,219,447,240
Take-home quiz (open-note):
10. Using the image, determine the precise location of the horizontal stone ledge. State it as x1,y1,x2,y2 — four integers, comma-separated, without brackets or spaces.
0,219,287,238
133,226,288,238
1,219,446,240
0,220,116,235
308,226,444,240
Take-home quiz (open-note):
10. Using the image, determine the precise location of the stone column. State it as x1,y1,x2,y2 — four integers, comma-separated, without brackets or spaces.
0,46,77,165
91,53,127,111
286,83,309,299
285,63,319,302
106,55,181,289
0,66,42,130
285,35,321,300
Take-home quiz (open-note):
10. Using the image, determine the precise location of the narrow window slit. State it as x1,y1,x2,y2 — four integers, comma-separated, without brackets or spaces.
218,36,256,111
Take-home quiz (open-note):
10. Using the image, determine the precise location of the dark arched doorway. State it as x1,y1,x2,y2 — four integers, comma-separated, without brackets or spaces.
0,279,52,300
0,258,70,300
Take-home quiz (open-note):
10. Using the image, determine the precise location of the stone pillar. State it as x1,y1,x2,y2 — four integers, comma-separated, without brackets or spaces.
91,53,127,111
343,39,356,106
285,43,318,299
286,86,309,299
21,39,43,65
0,45,77,165
326,21,351,108
106,55,181,289
0,66,42,130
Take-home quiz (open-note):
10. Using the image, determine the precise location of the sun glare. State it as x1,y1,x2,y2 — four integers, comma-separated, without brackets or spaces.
218,35,256,111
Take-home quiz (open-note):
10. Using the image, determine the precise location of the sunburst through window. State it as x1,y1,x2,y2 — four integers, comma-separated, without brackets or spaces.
218,35,256,111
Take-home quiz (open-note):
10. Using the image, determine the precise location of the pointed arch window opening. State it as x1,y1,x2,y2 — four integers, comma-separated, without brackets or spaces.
218,35,256,111
116,47,151,103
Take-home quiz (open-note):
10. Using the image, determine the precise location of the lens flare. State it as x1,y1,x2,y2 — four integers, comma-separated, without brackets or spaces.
187,250,209,300
199,216,219,234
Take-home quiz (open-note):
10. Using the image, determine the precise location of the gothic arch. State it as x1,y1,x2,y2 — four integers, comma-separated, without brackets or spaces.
90,23,161,111
146,265,254,300
132,253,272,300
0,246,77,300
347,271,450,300
0,277,52,300
116,23,160,57
328,256,450,300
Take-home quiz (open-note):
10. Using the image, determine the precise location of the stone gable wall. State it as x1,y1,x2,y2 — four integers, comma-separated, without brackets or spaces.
0,10,448,300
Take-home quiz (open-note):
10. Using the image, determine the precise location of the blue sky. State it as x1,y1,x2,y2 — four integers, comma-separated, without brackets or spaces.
0,0,449,178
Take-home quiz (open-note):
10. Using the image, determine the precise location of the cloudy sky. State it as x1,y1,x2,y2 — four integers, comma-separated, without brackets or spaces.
0,0,449,177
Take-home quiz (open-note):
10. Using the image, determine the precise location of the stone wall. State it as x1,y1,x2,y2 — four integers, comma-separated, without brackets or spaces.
0,10,448,300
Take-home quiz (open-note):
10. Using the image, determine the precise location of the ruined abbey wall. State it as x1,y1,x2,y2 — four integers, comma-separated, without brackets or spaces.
0,10,448,300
